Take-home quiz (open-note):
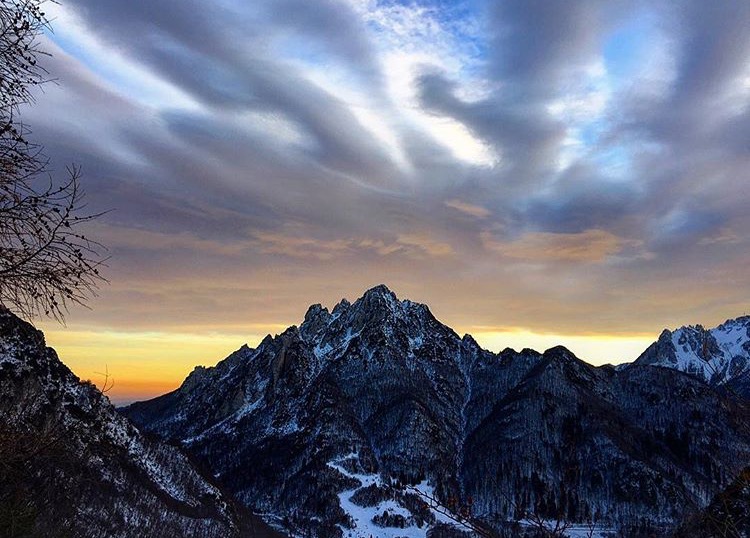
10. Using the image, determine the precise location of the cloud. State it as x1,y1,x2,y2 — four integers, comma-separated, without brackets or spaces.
250,228,453,260
260,0,379,79
488,0,614,96
393,233,454,258
481,229,634,263
417,70,565,187
444,199,491,219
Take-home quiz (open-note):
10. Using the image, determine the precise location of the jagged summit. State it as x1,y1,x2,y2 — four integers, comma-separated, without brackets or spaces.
300,285,398,329
305,285,419,318
325,284,411,317
331,297,350,315
297,285,448,350
303,303,329,321
361,282,398,299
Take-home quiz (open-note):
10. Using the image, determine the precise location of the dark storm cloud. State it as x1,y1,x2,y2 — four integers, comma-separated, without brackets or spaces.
718,110,750,156
260,0,378,77
415,1,625,202
649,207,727,251
54,0,750,242
615,2,750,157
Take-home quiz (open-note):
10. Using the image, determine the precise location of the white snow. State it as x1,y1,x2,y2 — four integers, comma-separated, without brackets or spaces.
315,327,363,361
408,335,424,349
0,341,23,367
670,331,713,379
328,454,467,538
666,318,750,383
554,523,614,537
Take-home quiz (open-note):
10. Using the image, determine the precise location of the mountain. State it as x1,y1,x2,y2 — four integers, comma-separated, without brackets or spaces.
633,316,750,388
123,285,750,537
0,306,283,538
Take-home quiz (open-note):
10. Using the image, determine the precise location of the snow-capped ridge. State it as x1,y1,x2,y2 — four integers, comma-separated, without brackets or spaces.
634,314,750,385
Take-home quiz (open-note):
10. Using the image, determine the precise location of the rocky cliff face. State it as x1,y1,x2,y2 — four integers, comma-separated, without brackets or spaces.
0,306,282,538
634,316,750,386
123,286,750,537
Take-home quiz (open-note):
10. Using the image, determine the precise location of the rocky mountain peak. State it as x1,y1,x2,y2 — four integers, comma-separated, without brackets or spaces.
303,303,330,323
353,283,401,315
330,298,350,316
300,303,334,342
299,286,401,336
298,286,447,355
122,288,750,538
461,333,479,347
349,285,439,326
658,328,673,341
724,314,750,325
634,314,750,385
362,283,398,300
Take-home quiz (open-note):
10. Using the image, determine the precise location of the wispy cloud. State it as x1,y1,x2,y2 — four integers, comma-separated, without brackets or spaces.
445,199,491,218
481,229,636,263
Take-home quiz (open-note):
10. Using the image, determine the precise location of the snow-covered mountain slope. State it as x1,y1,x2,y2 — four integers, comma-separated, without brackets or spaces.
0,306,283,538
633,316,750,385
123,285,750,537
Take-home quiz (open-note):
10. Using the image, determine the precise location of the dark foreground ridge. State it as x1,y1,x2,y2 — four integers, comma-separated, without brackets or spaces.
122,285,750,537
0,306,283,538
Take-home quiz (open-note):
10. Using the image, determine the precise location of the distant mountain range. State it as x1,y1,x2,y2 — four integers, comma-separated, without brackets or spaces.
3,286,750,537
119,285,750,537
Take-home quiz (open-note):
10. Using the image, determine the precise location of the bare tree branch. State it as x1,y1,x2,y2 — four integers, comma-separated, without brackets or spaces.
0,0,106,321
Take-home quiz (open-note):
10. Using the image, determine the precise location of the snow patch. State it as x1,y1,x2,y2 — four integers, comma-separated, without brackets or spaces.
328,454,464,538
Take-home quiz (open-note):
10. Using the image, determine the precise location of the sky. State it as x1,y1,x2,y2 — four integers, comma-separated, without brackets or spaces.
20,0,750,404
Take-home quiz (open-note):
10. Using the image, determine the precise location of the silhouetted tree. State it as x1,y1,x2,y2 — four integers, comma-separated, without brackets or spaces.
0,0,105,320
